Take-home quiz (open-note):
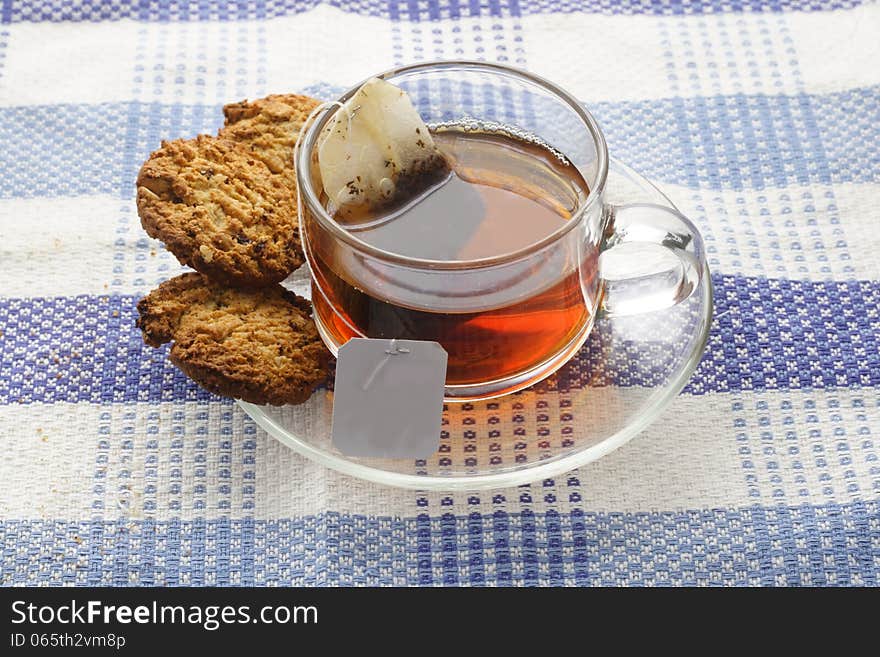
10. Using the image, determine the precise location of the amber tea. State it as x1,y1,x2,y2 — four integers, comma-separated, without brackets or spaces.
307,123,599,393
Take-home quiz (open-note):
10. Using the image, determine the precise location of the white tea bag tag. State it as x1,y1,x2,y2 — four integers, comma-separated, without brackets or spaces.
331,338,448,458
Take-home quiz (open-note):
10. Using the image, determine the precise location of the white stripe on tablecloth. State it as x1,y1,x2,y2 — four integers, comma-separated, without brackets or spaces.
521,4,880,102
0,196,180,299
0,389,876,520
2,182,877,299
0,4,877,107
0,20,143,106
824,182,880,282
663,181,880,283
0,7,396,107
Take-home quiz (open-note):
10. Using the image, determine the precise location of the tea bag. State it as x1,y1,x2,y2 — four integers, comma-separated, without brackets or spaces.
317,77,450,220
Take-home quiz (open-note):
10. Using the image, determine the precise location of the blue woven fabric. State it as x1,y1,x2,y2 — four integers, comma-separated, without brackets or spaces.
0,0,878,586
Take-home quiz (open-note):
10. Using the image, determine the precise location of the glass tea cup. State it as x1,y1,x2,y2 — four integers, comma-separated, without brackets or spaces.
296,61,704,401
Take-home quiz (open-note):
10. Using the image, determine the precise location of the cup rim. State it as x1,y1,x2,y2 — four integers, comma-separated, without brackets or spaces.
296,59,610,270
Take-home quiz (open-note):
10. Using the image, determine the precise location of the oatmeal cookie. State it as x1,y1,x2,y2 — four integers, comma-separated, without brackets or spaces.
219,94,322,176
136,135,303,288
137,273,330,405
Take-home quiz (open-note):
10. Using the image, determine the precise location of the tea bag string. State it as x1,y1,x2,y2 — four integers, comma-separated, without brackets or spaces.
361,338,411,391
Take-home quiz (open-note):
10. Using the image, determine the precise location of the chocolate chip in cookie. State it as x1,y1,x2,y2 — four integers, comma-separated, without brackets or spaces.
219,94,322,177
136,273,331,405
136,135,302,288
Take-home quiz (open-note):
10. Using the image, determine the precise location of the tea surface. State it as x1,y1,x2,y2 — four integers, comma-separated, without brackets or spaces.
334,126,588,260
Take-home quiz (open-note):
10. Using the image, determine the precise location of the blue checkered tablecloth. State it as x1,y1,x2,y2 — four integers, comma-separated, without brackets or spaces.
0,0,878,586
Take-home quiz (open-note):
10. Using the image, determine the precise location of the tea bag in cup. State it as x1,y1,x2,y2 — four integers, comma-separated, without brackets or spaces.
316,77,450,223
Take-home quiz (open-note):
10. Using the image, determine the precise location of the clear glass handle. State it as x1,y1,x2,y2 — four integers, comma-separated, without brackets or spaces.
599,203,705,317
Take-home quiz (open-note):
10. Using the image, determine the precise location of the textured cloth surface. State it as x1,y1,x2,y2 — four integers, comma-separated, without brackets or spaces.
1,0,879,587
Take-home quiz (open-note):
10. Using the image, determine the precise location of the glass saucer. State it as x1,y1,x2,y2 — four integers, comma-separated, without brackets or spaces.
238,159,713,490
